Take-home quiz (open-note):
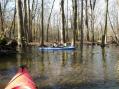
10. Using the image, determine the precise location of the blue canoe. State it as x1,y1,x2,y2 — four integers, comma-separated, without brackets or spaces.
39,46,75,51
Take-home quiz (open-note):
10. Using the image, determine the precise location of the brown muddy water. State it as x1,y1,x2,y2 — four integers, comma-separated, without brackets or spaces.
0,45,119,89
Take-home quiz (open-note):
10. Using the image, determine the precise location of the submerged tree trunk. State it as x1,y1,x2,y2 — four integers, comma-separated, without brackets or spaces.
61,0,66,44
16,0,24,46
101,0,108,47
72,0,77,46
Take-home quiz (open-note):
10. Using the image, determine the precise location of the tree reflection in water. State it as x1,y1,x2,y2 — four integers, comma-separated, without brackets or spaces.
1,46,119,89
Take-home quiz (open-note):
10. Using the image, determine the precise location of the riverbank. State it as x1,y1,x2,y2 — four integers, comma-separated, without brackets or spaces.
28,41,113,46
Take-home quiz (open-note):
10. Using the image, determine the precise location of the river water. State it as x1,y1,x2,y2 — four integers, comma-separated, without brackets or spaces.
0,45,119,89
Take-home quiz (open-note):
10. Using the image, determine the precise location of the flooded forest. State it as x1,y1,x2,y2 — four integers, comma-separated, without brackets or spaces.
1,0,119,89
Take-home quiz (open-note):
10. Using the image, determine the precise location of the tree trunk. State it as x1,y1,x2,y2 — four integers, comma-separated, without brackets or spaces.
57,15,60,42
66,0,69,42
80,0,84,47
23,0,29,43
101,0,108,47
61,0,66,44
27,0,32,42
72,0,77,46
85,0,89,41
117,0,119,6
16,0,24,46
90,0,97,45
108,13,119,45
46,0,56,42
0,2,4,35
41,0,44,46
9,6,16,39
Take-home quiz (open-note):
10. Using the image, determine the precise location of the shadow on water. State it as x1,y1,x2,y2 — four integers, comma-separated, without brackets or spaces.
1,45,119,89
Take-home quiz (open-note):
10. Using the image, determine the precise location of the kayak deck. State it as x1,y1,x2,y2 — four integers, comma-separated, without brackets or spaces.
5,66,37,89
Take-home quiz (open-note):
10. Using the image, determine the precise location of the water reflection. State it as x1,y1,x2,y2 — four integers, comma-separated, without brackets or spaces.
1,46,119,89
62,52,67,67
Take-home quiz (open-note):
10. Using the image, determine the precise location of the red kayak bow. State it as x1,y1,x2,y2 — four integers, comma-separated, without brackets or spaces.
5,66,37,89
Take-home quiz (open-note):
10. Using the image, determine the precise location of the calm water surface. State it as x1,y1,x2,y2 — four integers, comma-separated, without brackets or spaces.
1,45,119,89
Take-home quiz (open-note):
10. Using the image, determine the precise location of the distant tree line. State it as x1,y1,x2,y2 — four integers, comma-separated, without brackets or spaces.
0,0,119,48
